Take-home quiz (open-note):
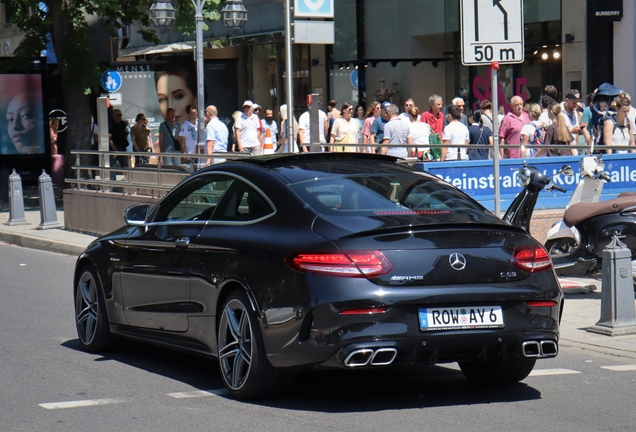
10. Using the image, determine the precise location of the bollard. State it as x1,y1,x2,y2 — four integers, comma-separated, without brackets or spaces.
36,170,62,230
588,234,636,336
5,169,30,226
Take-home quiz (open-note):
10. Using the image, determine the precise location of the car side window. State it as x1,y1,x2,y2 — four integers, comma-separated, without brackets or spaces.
153,174,234,223
212,180,274,222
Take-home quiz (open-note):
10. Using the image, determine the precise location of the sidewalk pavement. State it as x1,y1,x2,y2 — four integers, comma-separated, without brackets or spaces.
0,210,635,360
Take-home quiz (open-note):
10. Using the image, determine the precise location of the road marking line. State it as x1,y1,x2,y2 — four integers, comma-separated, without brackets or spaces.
39,398,120,410
167,389,228,399
601,364,636,371
529,368,581,376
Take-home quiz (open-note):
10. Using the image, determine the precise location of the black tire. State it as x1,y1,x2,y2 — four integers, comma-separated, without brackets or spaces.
74,265,113,353
217,289,288,400
459,357,536,385
545,238,577,256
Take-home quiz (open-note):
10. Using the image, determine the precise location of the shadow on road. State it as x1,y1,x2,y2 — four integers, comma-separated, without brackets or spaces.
62,338,542,412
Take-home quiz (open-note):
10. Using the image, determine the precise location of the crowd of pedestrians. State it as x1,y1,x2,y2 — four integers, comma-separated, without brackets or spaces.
105,82,635,178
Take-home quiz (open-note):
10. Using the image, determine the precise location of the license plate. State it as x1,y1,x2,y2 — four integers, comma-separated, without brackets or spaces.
418,306,504,331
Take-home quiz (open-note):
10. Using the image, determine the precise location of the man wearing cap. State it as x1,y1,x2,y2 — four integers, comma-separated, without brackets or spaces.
236,100,263,155
369,101,391,149
562,92,582,142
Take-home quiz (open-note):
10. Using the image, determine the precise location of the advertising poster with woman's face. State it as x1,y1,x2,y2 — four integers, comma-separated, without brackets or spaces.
155,61,197,126
115,67,163,136
114,60,197,149
0,74,45,155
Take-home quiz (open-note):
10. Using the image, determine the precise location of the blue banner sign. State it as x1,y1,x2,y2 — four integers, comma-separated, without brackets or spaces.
415,154,636,211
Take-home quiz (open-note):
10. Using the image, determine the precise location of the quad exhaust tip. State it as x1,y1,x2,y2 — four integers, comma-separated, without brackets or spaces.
522,340,558,358
344,347,398,367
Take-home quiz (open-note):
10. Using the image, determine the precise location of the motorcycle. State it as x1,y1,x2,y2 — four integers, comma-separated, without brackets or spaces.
545,155,612,250
503,162,636,289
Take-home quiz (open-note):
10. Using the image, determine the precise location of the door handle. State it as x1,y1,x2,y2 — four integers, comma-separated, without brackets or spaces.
175,237,191,248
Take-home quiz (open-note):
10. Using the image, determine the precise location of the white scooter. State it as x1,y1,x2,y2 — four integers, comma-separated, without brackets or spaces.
545,155,611,250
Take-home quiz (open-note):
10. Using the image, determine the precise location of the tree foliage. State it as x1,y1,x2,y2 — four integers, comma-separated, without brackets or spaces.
5,0,223,90
3,0,224,164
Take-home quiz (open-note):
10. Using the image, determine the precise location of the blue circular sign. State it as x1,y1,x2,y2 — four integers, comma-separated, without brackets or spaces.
101,70,122,93
350,70,358,89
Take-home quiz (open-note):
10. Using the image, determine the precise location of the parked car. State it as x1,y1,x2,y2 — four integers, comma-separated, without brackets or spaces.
74,153,563,399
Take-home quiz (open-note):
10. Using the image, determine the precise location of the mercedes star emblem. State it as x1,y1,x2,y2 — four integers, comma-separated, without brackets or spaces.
449,252,467,271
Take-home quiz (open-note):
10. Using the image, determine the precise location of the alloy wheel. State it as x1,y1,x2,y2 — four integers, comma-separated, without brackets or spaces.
75,270,99,345
218,299,254,390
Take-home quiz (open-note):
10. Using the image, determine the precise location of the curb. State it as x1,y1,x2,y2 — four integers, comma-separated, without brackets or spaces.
560,339,636,360
0,231,86,257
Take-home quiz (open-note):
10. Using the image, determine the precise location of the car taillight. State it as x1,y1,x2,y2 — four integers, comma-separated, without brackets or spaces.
527,301,557,307
512,246,552,272
286,250,394,278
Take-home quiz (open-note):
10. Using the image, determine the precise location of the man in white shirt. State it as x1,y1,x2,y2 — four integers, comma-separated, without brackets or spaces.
442,105,470,161
382,104,411,158
205,105,229,164
298,100,329,152
398,99,415,123
235,100,263,155
178,104,198,155
562,92,581,143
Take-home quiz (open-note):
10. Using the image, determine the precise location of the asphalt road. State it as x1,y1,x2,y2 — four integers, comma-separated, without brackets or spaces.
2,244,636,432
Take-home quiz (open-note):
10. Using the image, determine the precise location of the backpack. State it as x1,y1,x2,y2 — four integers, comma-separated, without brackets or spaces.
532,123,547,146
597,114,630,146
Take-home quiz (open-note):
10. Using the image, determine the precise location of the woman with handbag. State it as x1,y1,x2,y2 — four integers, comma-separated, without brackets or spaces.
131,113,152,165
330,102,359,152
467,111,493,160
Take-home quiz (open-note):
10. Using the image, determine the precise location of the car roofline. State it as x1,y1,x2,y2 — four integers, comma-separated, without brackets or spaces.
200,152,399,171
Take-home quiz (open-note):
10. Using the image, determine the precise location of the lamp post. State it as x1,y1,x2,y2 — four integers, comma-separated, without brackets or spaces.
150,0,247,168
284,0,294,153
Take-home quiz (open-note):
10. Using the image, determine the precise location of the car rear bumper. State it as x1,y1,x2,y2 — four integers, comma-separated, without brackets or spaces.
261,301,561,368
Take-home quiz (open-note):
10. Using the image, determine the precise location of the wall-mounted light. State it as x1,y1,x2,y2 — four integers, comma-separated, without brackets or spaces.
412,60,421,66
390,60,398,68
339,64,344,70
565,34,575,43
541,52,549,60
553,51,560,59
370,61,378,68
345,64,350,70
311,58,319,67
431,60,439,68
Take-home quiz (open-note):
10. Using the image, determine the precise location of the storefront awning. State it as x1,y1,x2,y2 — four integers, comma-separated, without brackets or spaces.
119,41,196,57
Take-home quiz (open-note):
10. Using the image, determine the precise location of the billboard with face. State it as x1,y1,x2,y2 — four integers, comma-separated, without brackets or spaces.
0,74,45,155
111,59,237,144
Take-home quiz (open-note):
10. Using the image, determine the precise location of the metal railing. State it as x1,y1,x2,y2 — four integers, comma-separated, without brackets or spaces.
67,143,632,196
67,150,253,197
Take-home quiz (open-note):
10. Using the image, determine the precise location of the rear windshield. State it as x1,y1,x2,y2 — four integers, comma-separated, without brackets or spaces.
289,173,488,217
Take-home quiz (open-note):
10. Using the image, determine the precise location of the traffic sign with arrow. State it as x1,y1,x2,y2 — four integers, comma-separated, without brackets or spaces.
461,0,524,65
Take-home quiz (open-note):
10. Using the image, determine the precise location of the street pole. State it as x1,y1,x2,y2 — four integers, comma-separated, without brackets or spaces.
194,0,205,168
284,0,294,152
491,62,501,217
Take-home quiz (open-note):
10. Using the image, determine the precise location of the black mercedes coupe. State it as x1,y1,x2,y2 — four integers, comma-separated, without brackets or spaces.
73,153,563,399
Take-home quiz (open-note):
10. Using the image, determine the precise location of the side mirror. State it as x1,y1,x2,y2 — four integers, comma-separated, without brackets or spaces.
124,204,150,226
561,165,574,177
